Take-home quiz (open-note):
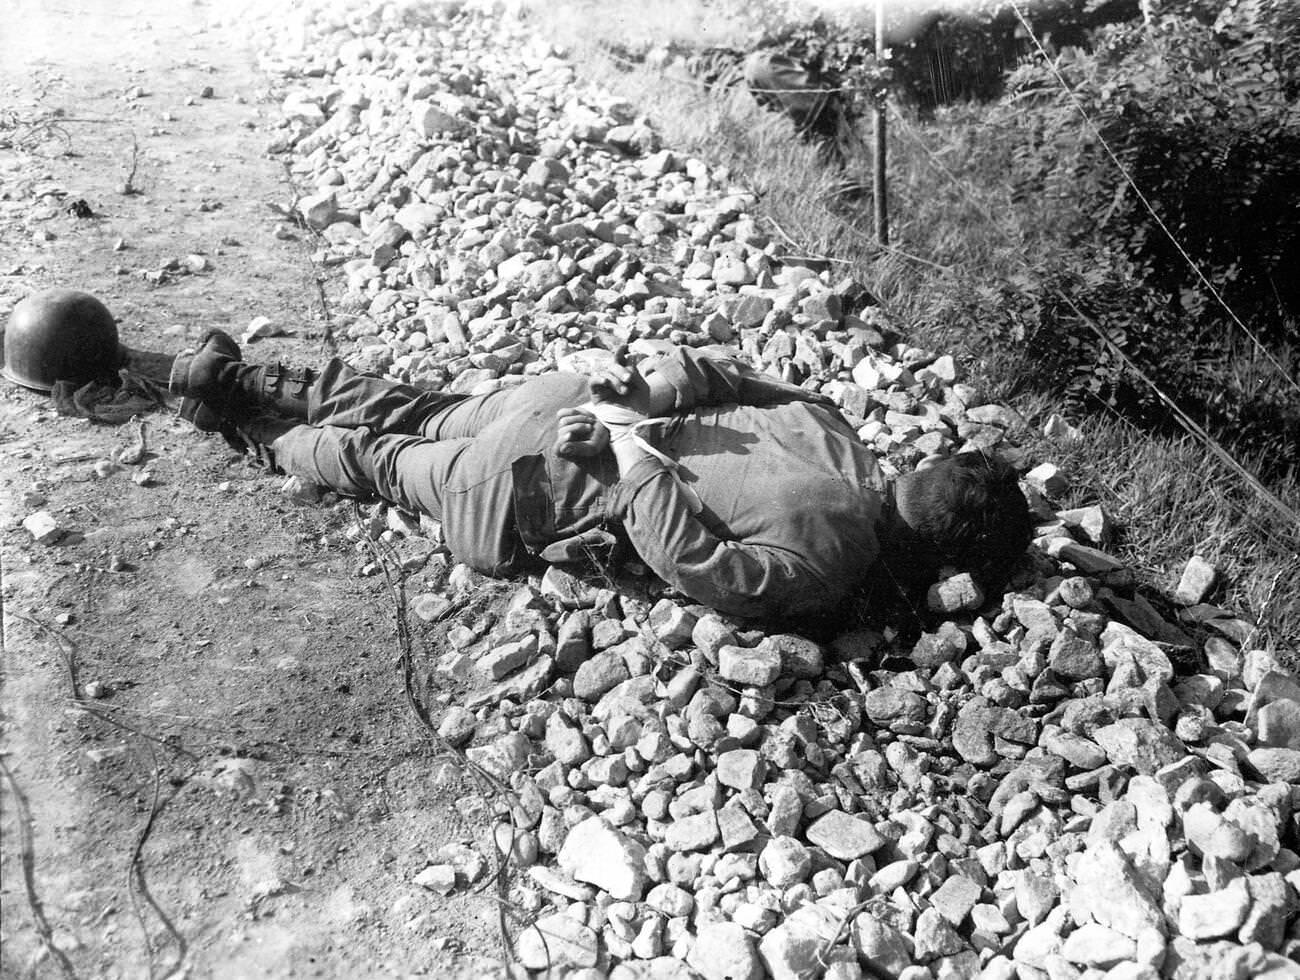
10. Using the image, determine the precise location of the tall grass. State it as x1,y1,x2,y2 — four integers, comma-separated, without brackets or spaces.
522,1,1300,658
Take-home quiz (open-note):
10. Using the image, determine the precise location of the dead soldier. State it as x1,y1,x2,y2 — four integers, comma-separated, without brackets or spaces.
170,331,1032,620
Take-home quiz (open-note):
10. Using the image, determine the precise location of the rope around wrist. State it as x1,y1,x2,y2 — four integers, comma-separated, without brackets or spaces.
580,400,703,515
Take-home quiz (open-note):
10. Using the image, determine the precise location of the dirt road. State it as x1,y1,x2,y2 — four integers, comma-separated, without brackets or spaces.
1,2,505,976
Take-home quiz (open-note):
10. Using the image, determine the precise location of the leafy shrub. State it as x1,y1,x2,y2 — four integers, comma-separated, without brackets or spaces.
998,5,1300,327
873,1,1300,478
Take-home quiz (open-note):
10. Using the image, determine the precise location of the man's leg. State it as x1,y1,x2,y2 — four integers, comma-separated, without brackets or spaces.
309,363,589,443
270,423,472,518
306,359,476,435
268,422,517,571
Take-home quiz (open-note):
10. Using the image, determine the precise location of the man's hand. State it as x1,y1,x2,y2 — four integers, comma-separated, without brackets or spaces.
589,346,674,419
554,407,610,459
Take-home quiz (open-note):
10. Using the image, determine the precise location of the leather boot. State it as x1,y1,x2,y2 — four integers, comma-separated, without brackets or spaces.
170,330,315,427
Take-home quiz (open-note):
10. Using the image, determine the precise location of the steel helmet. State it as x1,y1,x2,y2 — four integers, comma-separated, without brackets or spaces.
2,289,124,393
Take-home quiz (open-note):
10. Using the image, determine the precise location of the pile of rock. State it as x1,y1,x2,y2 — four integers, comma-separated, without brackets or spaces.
251,2,1299,977
406,555,1298,980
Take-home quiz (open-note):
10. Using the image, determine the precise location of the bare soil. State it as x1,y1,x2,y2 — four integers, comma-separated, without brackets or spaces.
1,2,507,976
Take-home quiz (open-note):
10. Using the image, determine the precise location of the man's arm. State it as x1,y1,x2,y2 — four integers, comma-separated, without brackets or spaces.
646,346,834,412
583,348,845,618
609,441,835,619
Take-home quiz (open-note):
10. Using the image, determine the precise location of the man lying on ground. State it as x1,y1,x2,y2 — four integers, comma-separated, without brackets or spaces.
169,332,1031,620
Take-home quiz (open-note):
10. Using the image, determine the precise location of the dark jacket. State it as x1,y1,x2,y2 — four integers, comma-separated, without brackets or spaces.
441,347,886,619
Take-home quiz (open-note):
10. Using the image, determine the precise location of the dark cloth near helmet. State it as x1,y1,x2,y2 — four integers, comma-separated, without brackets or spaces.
51,370,167,424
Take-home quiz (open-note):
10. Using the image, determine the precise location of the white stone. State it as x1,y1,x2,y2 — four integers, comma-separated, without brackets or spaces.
1178,878,1250,939
686,921,763,980
558,816,647,901
515,911,600,970
805,810,885,860
758,904,841,980
1060,923,1135,967
22,510,64,544
412,864,456,894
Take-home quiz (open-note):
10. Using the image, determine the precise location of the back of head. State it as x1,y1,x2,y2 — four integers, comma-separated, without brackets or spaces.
897,452,1032,593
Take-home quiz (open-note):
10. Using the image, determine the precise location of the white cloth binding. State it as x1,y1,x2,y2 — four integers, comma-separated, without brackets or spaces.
580,400,703,515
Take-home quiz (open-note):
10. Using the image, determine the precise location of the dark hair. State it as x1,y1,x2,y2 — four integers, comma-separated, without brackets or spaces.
900,453,1032,592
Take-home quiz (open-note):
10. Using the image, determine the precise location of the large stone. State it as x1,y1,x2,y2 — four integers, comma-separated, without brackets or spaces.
1068,841,1164,940
910,621,967,668
805,810,885,861
927,573,984,614
1257,698,1300,749
648,600,697,649
1178,879,1250,940
468,655,553,708
573,650,630,702
436,706,476,747
1046,538,1125,574
557,816,647,901
297,189,340,230
1056,504,1111,545
412,102,461,137
1249,747,1300,783
477,635,535,680
1041,729,1107,770
863,687,927,731
1183,802,1254,863
716,749,765,792
1091,718,1186,774
665,811,719,852
545,716,592,767
717,800,762,852
1013,872,1059,927
1012,917,1065,970
1099,622,1174,685
515,912,599,970
953,696,1037,767
912,907,965,961
929,875,982,927
393,203,442,238
1174,555,1216,605
758,905,842,980
1240,872,1290,949
759,836,812,888
1059,923,1135,968
1049,630,1105,681
22,510,65,545
766,634,824,679
868,859,919,894
524,156,570,187
718,645,781,686
687,922,763,980
852,914,913,979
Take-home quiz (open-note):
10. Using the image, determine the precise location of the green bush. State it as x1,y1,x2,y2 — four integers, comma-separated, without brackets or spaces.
1001,9,1300,321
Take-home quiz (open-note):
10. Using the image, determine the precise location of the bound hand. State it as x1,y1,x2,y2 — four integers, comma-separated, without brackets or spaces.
588,346,673,419
554,407,610,459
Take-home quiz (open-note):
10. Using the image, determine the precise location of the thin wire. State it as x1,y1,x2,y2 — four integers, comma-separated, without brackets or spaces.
602,47,870,96
1007,0,1300,397
1059,292,1300,540
0,757,80,980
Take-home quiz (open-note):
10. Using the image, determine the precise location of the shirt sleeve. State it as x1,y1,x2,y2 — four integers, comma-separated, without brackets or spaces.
610,456,838,619
648,346,835,413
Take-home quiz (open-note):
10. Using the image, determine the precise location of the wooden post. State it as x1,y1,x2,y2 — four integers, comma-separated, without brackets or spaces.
873,0,889,245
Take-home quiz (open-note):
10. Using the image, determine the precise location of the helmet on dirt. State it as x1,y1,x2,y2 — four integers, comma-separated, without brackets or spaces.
2,288,124,393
